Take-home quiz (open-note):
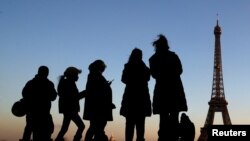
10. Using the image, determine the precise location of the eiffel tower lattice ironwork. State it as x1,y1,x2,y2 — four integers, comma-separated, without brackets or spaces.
197,20,232,141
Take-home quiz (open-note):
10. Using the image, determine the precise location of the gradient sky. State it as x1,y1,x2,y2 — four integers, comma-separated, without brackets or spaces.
1,1,250,141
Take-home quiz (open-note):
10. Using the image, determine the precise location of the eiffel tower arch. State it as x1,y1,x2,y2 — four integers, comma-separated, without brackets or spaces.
198,19,232,141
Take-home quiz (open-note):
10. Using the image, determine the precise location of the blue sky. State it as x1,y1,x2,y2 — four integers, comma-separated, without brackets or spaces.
0,1,250,141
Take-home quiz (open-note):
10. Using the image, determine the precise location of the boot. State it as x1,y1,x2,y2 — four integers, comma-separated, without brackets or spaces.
73,135,82,141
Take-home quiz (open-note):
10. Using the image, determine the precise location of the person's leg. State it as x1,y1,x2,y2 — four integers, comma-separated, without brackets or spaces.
31,114,42,141
42,114,54,141
158,113,170,141
125,117,135,141
71,114,85,141
85,120,95,141
169,112,180,141
55,113,71,141
135,116,145,141
31,113,53,141
94,120,108,141
22,114,33,141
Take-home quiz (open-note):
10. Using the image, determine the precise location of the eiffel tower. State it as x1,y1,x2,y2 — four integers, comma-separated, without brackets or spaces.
197,19,232,141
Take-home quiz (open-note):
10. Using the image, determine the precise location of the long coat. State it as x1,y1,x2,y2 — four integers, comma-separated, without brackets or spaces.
120,61,152,117
83,71,114,121
149,50,187,114
57,79,80,114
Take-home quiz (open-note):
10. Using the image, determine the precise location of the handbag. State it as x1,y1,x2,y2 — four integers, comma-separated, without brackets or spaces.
11,98,26,117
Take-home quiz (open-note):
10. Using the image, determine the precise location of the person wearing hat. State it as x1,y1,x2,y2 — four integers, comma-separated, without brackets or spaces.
21,65,57,141
55,66,86,141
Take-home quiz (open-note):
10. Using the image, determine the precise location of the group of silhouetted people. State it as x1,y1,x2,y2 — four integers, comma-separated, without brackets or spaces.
15,34,195,141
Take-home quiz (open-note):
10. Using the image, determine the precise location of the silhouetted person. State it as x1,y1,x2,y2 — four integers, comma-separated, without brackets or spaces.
83,60,116,141
55,67,86,141
179,113,195,141
120,48,152,141
149,34,187,141
21,66,57,141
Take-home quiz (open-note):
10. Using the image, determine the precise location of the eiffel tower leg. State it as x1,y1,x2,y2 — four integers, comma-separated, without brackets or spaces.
205,106,215,126
198,105,218,141
222,108,231,125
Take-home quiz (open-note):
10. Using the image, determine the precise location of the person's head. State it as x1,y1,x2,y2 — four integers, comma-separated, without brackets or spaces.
89,59,106,73
152,34,169,52
128,48,142,62
64,66,82,81
37,66,49,78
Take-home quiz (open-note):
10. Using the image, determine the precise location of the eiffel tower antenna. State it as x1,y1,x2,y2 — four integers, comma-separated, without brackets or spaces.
197,17,232,141
216,13,219,22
